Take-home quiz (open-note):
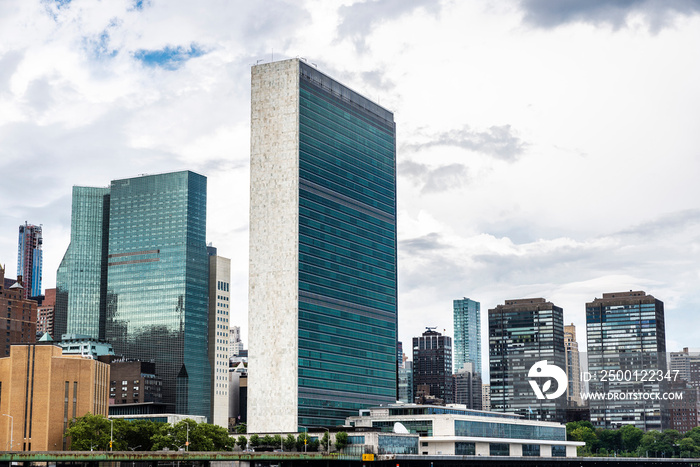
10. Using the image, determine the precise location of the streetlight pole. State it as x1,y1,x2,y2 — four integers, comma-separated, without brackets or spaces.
110,419,114,451
185,421,190,452
1,414,13,451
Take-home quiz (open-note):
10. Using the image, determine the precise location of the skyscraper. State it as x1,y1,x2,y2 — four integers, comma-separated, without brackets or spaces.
489,298,566,422
453,297,481,376
564,323,582,406
208,246,230,428
586,291,667,430
413,328,453,404
55,171,211,419
248,59,397,431
55,186,110,339
17,222,43,299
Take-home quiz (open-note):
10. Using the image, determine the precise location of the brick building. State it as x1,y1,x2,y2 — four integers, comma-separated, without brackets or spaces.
0,265,37,357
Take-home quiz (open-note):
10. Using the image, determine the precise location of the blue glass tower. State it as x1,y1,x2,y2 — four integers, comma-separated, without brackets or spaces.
453,298,481,376
105,171,210,418
55,187,110,339
249,59,397,431
55,172,210,418
17,222,43,299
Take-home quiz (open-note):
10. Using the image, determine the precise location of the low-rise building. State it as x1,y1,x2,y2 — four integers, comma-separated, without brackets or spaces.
0,344,109,451
345,403,583,457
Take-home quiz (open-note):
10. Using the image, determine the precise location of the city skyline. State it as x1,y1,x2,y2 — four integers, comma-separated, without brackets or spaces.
1,1,700,371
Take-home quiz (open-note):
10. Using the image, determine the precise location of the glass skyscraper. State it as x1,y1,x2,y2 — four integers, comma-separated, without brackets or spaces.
17,222,43,299
489,298,566,422
453,297,481,376
586,291,667,430
249,58,397,431
55,172,210,418
55,186,110,339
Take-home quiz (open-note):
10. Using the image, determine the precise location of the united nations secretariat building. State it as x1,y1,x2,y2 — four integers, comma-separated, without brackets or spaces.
345,404,584,457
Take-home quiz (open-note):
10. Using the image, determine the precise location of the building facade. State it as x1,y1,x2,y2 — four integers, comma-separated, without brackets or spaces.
586,291,667,431
398,361,414,404
453,362,482,410
453,298,481,377
413,329,453,404
54,171,211,419
0,266,37,357
346,404,583,457
17,222,43,299
55,186,110,340
489,298,566,422
564,323,582,406
248,59,397,431
208,247,231,428
0,344,109,451
482,384,491,411
37,288,56,337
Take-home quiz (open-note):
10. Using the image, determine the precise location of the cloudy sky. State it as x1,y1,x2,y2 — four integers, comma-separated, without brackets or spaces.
1,0,699,373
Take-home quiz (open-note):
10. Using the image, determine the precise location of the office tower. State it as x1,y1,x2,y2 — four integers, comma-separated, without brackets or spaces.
413,328,453,403
489,298,566,422
453,362,483,409
248,59,397,431
0,266,37,357
37,288,56,337
564,323,582,406
17,222,43,299
54,171,210,419
208,246,231,428
482,383,491,411
398,361,413,403
0,344,109,451
55,186,110,339
586,291,667,430
105,171,209,418
102,358,163,412
453,298,481,377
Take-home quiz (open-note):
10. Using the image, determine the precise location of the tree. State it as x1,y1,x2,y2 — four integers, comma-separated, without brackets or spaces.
598,429,622,454
236,435,248,450
679,437,698,458
236,423,247,434
296,433,309,451
569,426,598,455
283,434,296,451
320,432,330,452
272,434,282,450
120,419,163,451
620,425,644,453
249,434,261,448
65,413,114,451
334,431,348,451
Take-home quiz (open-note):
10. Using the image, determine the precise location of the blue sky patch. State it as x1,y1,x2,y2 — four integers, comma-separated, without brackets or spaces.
133,44,205,70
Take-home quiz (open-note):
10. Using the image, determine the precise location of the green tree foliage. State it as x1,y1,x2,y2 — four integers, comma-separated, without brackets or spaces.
65,413,115,451
334,431,348,451
235,423,247,434
283,434,296,451
320,432,330,451
296,433,309,451
236,435,248,450
272,434,282,449
249,434,261,448
598,429,622,453
620,425,644,453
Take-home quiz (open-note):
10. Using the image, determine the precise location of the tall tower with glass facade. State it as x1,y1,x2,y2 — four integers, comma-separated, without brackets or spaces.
248,58,397,432
55,172,211,419
17,222,43,299
489,298,566,422
453,297,481,376
586,291,667,430
55,186,110,339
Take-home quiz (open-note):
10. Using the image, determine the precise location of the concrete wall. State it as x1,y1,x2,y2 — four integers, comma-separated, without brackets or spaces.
248,59,301,433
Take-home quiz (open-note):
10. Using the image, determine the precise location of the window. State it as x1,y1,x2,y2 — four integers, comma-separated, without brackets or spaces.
490,443,510,456
522,444,540,457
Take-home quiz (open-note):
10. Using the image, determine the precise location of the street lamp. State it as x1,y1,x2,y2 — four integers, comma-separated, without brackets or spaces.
1,414,13,451
184,421,190,452
110,419,114,451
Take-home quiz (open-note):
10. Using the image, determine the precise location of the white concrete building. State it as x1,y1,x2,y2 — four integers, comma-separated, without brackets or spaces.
208,249,230,428
346,404,583,458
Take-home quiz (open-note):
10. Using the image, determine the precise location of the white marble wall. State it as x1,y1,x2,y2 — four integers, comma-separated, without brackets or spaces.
248,59,301,433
